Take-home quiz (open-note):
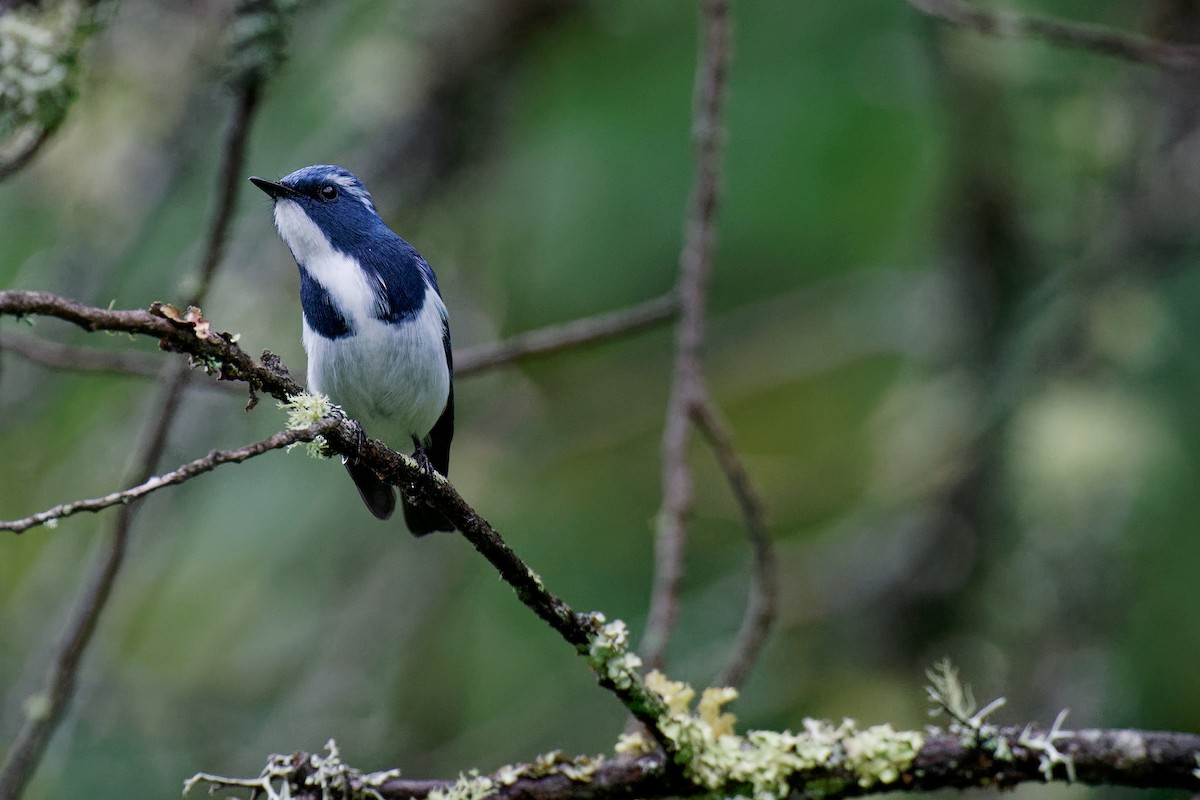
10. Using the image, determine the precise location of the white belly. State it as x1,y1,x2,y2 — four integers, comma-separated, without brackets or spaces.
304,296,450,448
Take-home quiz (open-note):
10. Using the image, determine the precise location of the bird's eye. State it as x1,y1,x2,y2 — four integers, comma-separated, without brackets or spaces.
319,185,338,200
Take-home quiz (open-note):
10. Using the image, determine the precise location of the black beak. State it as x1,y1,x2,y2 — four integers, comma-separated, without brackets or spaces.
249,176,298,200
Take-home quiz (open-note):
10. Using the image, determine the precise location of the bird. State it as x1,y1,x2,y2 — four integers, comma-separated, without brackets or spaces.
249,165,454,535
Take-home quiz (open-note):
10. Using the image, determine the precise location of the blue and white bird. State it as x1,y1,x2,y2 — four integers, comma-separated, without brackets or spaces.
250,165,454,535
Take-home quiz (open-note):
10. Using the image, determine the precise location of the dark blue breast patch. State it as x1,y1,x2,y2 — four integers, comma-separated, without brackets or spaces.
299,268,352,339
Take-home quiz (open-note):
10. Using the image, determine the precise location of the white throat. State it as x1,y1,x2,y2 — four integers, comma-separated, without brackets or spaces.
272,199,381,327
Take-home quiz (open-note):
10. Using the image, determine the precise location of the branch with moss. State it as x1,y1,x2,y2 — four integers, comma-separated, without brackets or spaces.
0,291,677,386
0,289,683,754
183,665,1200,800
6,301,1200,800
376,727,1200,800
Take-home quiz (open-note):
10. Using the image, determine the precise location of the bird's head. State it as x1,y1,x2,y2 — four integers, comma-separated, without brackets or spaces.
250,165,382,261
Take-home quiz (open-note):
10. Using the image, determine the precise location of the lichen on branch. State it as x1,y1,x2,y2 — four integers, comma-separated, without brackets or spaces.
0,0,99,176
632,670,923,800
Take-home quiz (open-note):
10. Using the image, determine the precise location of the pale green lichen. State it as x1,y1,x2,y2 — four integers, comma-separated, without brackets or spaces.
189,352,225,376
184,739,398,800
614,731,653,755
926,659,1074,782
1018,709,1075,782
842,724,925,787
526,567,545,591
990,734,1014,762
0,0,91,142
279,392,335,457
585,620,925,798
925,658,1007,736
427,770,496,800
585,614,644,692
306,739,399,799
493,751,603,786
635,670,924,800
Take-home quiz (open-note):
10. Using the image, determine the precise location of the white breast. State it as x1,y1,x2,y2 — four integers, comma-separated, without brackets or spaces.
274,199,383,322
275,199,450,448
303,291,450,446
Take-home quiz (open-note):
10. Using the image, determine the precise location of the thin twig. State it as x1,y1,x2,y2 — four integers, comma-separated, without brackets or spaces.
690,399,775,691
641,0,731,672
0,421,337,534
455,293,677,377
0,78,266,800
905,0,1200,70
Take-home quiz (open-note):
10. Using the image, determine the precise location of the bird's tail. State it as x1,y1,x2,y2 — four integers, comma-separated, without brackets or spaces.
345,460,396,520
401,498,454,536
344,460,454,535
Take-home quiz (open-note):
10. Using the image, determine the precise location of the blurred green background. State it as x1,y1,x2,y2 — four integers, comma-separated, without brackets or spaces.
2,1,1198,798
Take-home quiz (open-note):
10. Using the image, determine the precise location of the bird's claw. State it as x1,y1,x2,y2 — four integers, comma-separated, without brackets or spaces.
342,419,368,463
411,437,435,475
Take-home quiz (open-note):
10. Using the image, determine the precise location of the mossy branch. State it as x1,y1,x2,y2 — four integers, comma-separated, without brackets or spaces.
0,289,678,753
183,699,1200,800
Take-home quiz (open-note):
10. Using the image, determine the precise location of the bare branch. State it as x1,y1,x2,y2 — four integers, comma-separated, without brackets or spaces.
642,0,731,672
0,421,337,534
905,0,1200,69
691,399,775,691
0,332,166,378
455,293,677,377
0,332,244,394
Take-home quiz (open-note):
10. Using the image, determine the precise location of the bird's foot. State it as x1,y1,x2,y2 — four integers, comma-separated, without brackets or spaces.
341,418,369,463
411,437,435,475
